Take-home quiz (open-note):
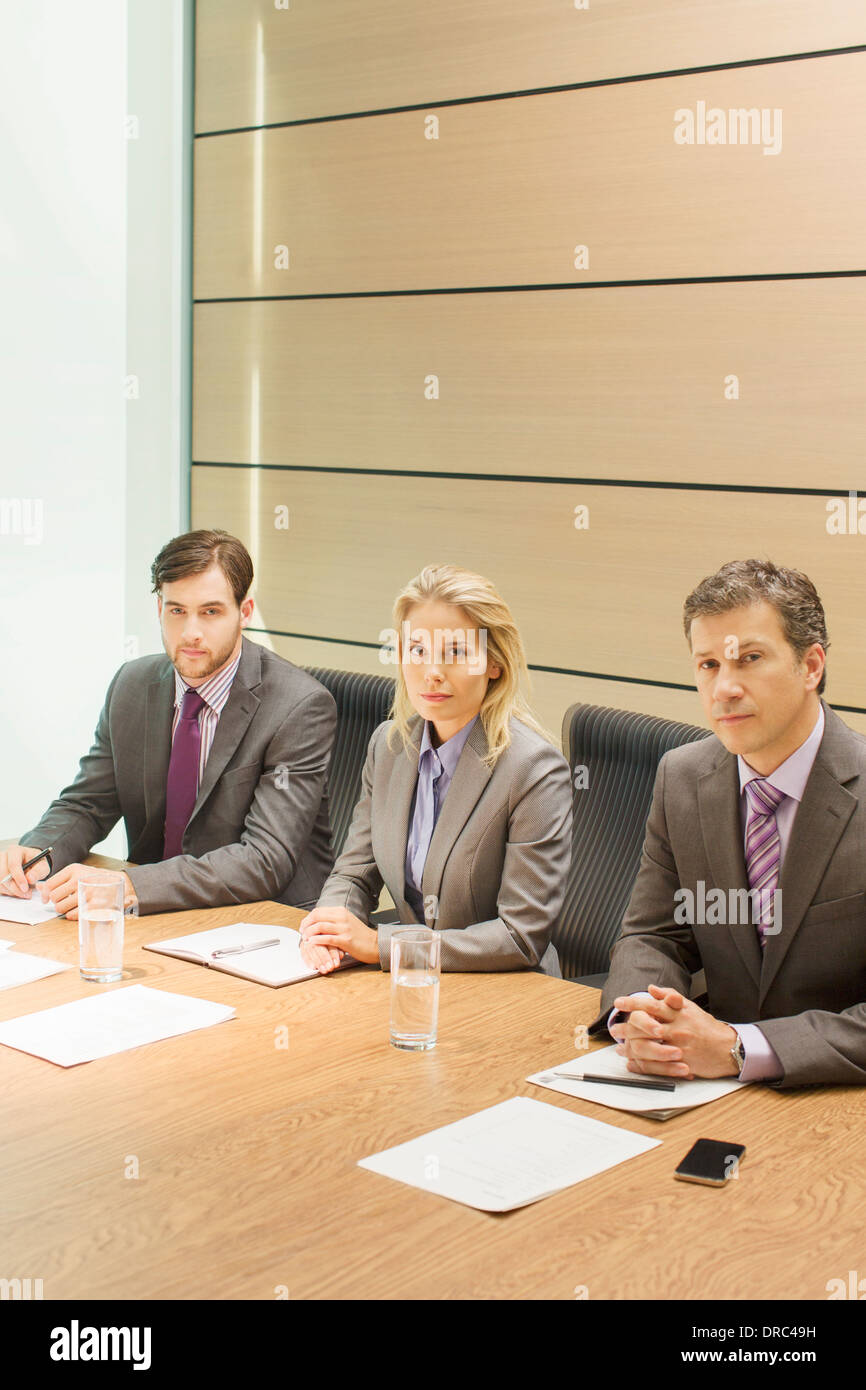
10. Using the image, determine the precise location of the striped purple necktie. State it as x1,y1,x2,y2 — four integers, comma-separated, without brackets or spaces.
163,689,206,860
744,778,785,946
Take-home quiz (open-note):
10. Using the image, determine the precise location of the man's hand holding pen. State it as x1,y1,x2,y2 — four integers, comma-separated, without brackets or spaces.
0,844,52,896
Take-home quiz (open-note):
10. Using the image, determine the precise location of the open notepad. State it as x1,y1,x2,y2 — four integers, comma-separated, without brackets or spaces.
144,921,359,987
527,1043,745,1120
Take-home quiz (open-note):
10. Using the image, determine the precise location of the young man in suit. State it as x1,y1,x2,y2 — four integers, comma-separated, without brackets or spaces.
591,558,866,1088
0,530,336,916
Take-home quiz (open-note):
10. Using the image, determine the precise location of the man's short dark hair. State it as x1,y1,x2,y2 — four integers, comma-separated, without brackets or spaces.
683,558,829,696
151,530,253,607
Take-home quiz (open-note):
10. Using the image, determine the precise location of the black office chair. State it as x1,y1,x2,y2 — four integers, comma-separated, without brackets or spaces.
556,702,713,984
302,666,396,859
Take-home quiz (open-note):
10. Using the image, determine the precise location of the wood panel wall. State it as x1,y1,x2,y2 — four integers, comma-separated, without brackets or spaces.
192,2,866,740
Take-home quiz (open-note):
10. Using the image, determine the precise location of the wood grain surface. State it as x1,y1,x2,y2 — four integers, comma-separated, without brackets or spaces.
2,888,863,1300
195,0,866,132
192,280,866,490
192,466,866,709
193,52,866,297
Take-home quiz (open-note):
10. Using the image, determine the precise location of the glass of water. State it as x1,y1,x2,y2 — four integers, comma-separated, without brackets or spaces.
78,870,126,983
390,927,441,1051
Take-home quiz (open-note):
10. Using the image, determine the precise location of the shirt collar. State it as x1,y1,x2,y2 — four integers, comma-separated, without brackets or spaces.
419,713,478,777
737,703,825,805
174,650,242,715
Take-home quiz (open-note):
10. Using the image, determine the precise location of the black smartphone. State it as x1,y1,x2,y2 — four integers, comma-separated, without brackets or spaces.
674,1138,746,1187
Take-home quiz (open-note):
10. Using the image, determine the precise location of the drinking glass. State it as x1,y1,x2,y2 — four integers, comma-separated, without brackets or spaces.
390,928,441,1051
78,870,126,983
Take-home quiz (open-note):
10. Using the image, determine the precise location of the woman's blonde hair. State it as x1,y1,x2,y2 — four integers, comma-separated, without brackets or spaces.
386,563,557,767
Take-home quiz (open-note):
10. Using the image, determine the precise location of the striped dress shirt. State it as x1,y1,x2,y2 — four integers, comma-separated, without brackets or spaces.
171,651,242,791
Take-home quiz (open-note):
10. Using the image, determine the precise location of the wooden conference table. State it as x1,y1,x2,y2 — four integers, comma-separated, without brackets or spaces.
2,856,865,1301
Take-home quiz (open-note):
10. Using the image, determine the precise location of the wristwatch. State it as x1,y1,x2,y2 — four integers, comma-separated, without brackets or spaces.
729,1029,746,1075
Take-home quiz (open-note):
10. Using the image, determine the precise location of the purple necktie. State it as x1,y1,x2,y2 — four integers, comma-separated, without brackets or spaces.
744,778,785,946
163,689,206,860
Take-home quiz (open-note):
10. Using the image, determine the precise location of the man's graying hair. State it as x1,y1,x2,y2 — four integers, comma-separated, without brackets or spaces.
683,559,829,695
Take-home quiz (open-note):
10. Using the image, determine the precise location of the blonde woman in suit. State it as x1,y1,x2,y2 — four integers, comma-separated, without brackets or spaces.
298,563,572,974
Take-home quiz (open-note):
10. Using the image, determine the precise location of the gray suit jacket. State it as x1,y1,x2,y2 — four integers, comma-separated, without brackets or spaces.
591,701,866,1087
20,637,336,914
316,713,572,973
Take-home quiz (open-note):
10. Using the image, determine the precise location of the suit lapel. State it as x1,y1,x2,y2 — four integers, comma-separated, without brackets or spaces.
697,750,763,989
760,703,859,1000
421,717,493,910
188,638,262,823
142,665,176,834
379,718,424,914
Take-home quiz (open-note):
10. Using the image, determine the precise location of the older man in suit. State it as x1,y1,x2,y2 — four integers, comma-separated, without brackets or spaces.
591,558,866,1088
0,530,336,916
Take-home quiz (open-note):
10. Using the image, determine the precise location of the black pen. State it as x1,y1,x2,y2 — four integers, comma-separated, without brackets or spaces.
0,846,54,889
554,1069,677,1093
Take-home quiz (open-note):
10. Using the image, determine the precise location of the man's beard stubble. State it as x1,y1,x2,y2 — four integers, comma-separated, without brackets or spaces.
169,626,242,683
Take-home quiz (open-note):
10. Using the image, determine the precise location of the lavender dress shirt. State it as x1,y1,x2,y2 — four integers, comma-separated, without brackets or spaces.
404,715,478,921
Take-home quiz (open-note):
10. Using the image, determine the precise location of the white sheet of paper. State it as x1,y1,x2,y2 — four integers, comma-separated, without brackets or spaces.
528,1043,744,1118
358,1096,660,1211
0,951,71,991
0,939,14,951
0,890,59,926
0,983,235,1067
144,922,321,986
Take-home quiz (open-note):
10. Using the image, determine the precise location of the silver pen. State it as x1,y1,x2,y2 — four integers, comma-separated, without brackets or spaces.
553,1068,677,1092
211,938,281,958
